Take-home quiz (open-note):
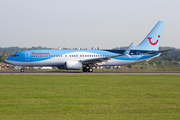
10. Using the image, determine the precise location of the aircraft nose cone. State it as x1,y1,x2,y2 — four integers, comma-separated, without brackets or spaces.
4,58,10,64
4,59,8,64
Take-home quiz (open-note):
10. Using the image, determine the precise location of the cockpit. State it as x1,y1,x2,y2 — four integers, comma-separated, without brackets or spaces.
5,53,22,65
12,55,19,57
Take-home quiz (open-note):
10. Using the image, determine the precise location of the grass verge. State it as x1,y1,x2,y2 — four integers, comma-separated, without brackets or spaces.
0,75,180,120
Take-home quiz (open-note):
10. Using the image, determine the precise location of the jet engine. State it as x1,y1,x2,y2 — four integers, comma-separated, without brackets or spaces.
65,61,82,70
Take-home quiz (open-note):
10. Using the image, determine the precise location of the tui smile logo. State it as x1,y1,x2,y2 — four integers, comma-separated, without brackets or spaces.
147,35,160,45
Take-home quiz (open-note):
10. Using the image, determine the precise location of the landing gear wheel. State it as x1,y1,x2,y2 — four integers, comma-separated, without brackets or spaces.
82,67,88,72
21,68,24,72
88,67,93,72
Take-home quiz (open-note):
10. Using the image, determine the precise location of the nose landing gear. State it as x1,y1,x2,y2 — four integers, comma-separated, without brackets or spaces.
21,68,24,72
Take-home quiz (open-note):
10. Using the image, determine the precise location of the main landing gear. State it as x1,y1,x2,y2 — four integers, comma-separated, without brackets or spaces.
82,67,93,72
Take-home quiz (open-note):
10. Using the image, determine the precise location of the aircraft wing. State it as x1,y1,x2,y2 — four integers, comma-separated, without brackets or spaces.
148,49,174,54
81,56,112,64
81,43,134,64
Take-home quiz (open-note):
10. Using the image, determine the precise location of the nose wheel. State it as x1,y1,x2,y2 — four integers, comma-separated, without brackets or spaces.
21,68,24,72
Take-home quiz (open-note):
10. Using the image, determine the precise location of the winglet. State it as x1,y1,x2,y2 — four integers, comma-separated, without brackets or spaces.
123,43,134,59
92,46,96,50
124,42,134,54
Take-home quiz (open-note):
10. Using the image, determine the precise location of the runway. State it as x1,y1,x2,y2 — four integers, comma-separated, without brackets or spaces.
0,70,180,74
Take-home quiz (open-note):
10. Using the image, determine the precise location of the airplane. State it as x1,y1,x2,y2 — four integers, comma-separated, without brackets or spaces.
5,21,174,72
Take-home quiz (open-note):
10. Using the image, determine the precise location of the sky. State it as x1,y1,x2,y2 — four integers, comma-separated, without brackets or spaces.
0,0,180,49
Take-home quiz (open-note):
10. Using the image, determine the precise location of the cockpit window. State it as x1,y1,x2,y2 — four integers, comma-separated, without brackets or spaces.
12,55,19,57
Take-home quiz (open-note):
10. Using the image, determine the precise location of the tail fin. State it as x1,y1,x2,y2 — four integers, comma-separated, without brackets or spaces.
132,21,165,51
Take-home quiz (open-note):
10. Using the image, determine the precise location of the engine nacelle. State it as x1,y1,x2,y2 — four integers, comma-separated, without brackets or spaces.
65,61,82,70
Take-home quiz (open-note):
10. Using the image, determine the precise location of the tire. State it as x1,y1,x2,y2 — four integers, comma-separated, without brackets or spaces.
21,68,24,72
82,67,88,72
88,67,93,72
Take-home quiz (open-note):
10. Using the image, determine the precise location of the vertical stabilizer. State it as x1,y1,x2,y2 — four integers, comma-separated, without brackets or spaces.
132,21,165,51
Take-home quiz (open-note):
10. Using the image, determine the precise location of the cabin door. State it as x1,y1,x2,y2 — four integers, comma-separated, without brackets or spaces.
136,52,140,60
25,52,30,61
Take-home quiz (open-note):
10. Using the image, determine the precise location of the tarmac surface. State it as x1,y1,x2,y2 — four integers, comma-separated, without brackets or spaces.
0,70,180,74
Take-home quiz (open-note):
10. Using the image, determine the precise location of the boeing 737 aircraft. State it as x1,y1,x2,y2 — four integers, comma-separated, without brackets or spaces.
5,21,173,72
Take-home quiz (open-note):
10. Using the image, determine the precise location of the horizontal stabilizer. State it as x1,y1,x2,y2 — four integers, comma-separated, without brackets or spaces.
148,49,174,54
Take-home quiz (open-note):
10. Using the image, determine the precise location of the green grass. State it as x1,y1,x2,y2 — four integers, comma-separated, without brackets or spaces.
0,75,180,120
0,62,7,65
